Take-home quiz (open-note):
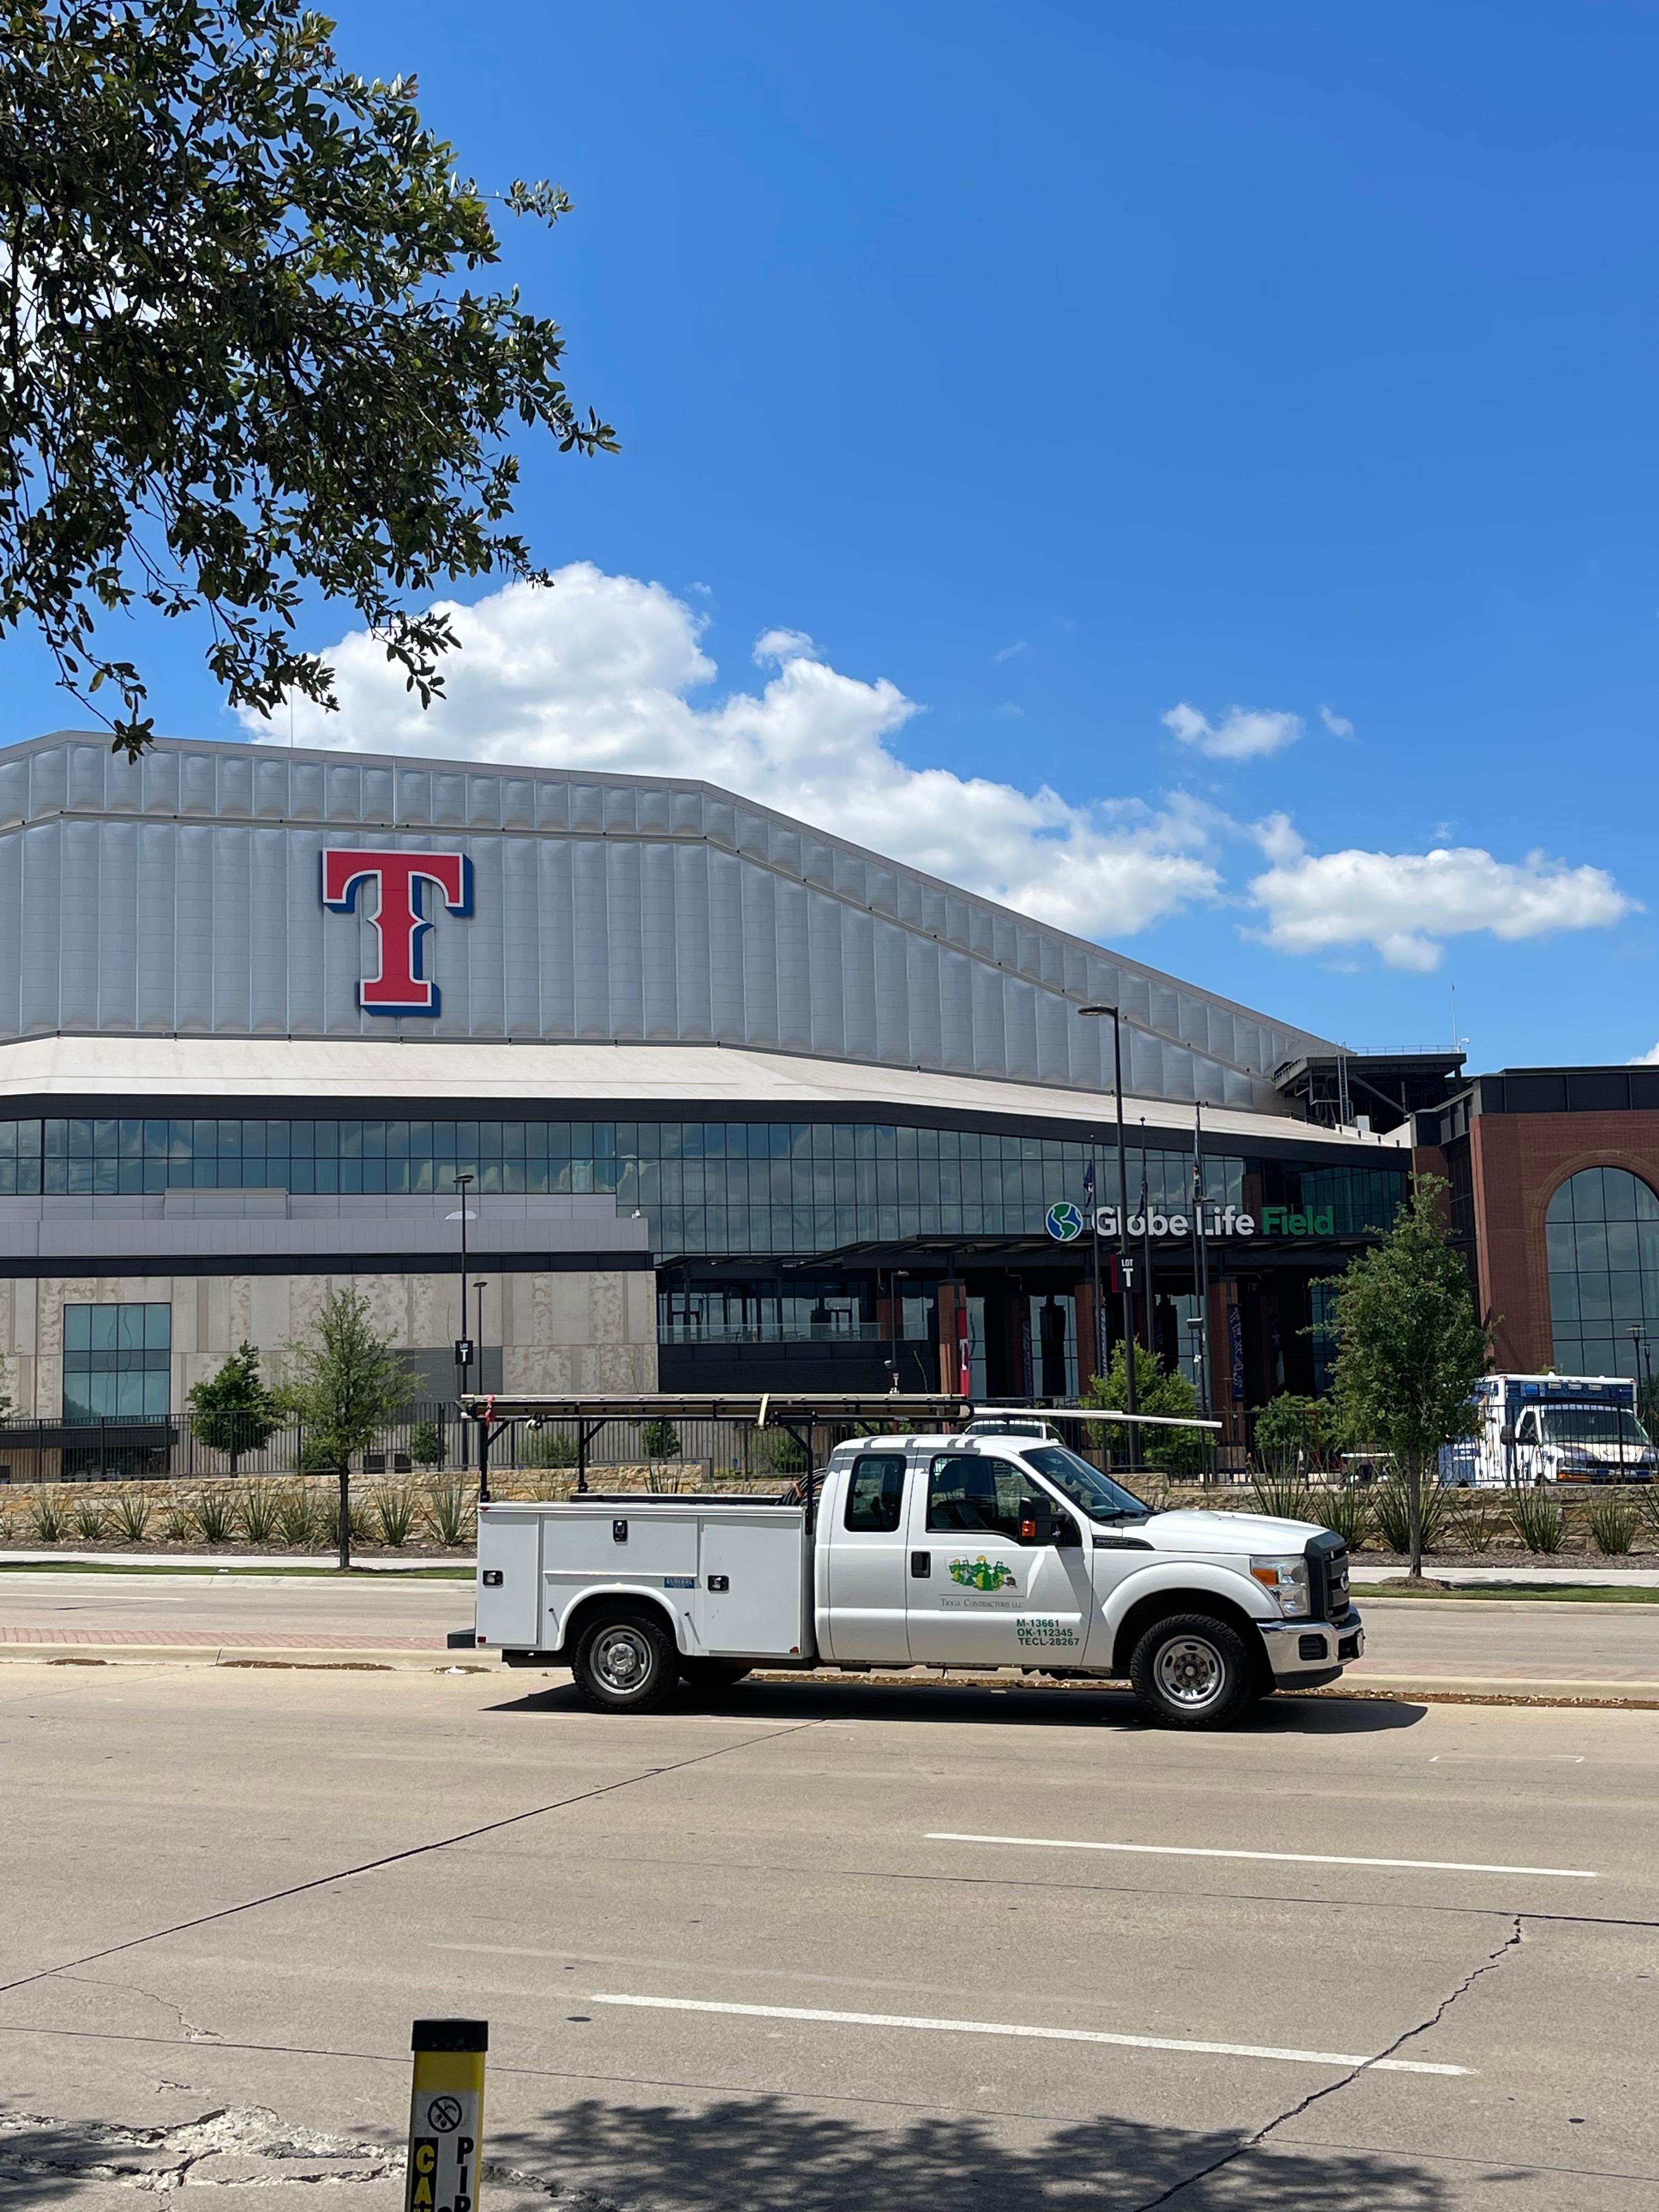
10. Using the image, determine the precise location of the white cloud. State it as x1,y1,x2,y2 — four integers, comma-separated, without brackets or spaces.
1633,1043,1659,1065
249,566,1221,939
1163,701,1304,760
993,639,1028,663
1319,704,1356,739
1249,844,1640,972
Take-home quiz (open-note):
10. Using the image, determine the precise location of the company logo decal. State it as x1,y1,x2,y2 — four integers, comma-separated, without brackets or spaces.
949,1556,1017,1592
1044,1201,1084,1243
320,848,472,1016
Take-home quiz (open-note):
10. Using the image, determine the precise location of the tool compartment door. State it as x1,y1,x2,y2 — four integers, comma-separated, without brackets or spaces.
696,1511,803,1656
476,1508,541,1647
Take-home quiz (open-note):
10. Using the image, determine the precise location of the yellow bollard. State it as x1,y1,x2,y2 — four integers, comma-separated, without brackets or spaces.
406,2019,488,2212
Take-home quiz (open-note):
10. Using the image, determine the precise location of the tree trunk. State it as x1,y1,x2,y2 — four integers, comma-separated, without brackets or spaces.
1407,1455,1424,1580
337,1466,351,1572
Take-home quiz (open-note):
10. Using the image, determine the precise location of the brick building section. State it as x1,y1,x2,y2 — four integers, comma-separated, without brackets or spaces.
1418,1110,1659,1372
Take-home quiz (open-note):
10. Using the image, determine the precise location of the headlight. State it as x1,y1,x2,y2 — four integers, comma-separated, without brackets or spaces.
1250,1555,1311,1618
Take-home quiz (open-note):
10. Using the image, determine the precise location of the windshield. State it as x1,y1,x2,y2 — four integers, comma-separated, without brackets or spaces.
1020,1445,1149,1521
1538,1407,1652,1447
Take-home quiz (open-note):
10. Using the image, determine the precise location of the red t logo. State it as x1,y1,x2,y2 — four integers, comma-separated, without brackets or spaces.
320,849,472,1014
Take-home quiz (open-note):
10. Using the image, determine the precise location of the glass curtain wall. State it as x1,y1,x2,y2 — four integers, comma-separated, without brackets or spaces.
1547,1167,1659,1378
0,1117,1262,1259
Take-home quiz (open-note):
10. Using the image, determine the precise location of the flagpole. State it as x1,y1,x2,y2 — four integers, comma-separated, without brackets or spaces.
1193,1100,1211,1414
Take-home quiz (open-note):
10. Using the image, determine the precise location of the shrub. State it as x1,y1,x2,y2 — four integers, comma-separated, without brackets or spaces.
409,1419,447,1470
370,1485,417,1547
1589,1495,1639,1556
192,1488,237,1544
1508,1488,1565,1555
1248,1470,1315,1523
1374,1474,1451,1556
71,1494,109,1542
110,1489,154,1543
31,1492,69,1543
424,1479,475,1549
521,1424,579,1469
1312,1484,1374,1551
641,1418,681,1461
160,1502,193,1542
644,1463,686,1494
1640,1486,1659,1550
274,1487,321,1548
1448,1488,1503,1554
1252,1393,1336,1474
748,1424,808,1477
237,1483,280,1545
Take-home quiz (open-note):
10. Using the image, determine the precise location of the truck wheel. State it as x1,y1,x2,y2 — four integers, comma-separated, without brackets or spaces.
1129,1613,1260,1730
572,1608,679,1713
680,1659,753,1697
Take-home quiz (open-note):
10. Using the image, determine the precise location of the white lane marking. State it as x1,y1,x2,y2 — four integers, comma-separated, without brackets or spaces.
590,1994,1469,2076
1429,1754,1585,1764
926,1831,1597,1880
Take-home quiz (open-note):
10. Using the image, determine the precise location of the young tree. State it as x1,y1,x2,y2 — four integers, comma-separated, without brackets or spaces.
641,1417,680,1462
186,1340,281,1471
1082,1344,1209,1477
1,1,616,757
281,1288,413,1469
1323,1175,1489,1578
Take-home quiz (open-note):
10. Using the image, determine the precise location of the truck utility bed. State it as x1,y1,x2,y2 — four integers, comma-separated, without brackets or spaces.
476,1496,809,1662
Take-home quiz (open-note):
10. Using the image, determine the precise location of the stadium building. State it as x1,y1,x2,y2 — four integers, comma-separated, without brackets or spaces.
0,731,1442,1449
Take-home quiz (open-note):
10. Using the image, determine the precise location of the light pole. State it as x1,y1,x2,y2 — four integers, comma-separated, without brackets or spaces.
447,1172,476,1401
1084,1142,1104,1391
1079,1004,1137,1435
472,1278,489,1387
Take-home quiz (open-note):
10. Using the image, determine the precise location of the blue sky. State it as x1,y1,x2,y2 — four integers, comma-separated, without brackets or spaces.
7,1,1659,1066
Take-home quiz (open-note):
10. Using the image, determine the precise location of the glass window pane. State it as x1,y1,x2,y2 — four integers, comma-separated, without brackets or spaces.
64,1305,90,1350
145,1304,171,1349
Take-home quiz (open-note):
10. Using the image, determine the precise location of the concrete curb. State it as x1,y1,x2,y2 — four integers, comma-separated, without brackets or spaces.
0,1643,483,1672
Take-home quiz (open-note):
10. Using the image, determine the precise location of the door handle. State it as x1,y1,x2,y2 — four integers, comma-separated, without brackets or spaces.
910,1550,931,1578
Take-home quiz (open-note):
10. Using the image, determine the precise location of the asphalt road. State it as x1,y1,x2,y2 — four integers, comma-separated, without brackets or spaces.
1,1663,1655,2211
4,1571,1659,1694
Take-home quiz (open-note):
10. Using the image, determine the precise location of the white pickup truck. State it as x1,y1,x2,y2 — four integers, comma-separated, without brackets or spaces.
469,1430,1362,1728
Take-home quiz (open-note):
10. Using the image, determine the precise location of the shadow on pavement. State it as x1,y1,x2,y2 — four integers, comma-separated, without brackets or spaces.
495,2092,1466,2211
488,1677,1427,1734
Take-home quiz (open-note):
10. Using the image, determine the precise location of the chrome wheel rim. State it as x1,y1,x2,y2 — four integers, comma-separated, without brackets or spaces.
594,1626,653,1695
1154,1633,1226,1709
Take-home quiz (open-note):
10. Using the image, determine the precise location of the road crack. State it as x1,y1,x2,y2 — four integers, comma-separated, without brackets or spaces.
1125,1915,1525,2211
53,1971,222,2044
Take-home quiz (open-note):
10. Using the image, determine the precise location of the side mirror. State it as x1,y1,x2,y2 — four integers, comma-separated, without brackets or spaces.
1018,1513,1079,1548
1499,1426,1516,1446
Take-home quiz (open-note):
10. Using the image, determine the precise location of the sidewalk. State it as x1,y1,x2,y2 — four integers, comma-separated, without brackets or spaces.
0,1548,470,1572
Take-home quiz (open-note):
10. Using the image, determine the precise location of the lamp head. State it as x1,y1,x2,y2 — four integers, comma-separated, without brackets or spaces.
1078,1003,1116,1018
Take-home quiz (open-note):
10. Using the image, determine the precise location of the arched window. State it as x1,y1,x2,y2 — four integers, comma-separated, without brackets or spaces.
1545,1167,1659,1376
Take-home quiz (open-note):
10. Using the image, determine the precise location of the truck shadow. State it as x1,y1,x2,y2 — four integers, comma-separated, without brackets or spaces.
491,2091,1477,2211
489,1677,1427,1734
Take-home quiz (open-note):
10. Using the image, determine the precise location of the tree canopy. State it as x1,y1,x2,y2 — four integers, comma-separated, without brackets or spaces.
1,0,614,756
186,1338,281,1468
1083,1343,1209,1477
281,1285,411,1469
1323,1174,1489,1574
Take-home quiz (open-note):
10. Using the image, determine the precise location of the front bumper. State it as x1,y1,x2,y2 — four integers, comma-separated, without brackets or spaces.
1259,1610,1364,1678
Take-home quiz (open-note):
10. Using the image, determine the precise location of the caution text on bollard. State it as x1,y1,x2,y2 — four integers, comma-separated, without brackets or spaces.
407,2019,487,2212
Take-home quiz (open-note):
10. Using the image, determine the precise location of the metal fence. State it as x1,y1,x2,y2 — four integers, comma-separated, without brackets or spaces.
0,1401,1233,1489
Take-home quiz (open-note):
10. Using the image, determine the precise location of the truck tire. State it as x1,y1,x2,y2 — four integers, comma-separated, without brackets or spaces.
680,1659,753,1697
1128,1612,1261,1730
572,1607,680,1713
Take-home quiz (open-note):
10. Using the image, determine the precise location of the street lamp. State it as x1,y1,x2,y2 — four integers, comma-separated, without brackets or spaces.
472,1279,489,1387
1079,1004,1137,1435
885,1267,910,1392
